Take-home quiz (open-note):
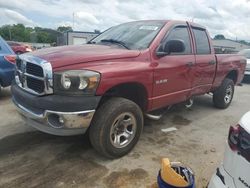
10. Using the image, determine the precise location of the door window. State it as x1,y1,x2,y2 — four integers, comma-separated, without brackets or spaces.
192,28,211,54
164,26,192,55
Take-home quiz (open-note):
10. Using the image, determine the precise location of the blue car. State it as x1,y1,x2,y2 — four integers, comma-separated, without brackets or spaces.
0,36,16,91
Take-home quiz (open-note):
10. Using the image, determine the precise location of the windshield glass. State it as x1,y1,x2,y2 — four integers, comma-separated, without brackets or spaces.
91,21,165,50
238,49,250,59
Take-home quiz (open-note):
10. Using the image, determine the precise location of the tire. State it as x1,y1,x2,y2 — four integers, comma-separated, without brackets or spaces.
213,78,234,109
89,97,143,158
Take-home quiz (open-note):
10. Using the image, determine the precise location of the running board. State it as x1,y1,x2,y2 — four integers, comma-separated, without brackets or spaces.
185,98,194,108
145,106,172,121
145,113,163,120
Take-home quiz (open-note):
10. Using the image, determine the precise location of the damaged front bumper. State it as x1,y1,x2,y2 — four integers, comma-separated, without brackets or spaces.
11,84,101,136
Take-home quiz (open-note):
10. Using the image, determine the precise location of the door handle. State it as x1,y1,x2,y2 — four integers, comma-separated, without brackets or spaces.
209,60,216,65
186,62,194,67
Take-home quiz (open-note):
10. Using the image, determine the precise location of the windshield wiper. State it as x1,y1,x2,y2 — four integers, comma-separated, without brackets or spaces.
100,39,130,49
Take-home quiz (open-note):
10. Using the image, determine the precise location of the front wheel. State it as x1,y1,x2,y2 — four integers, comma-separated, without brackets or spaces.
89,97,143,158
213,78,234,109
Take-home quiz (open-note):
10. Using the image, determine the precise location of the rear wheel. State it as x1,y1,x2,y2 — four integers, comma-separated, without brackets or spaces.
89,97,143,158
213,78,234,109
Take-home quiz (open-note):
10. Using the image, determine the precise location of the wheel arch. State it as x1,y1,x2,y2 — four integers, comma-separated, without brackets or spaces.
99,82,148,112
225,70,238,84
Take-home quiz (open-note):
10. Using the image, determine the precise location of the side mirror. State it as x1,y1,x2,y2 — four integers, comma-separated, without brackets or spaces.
156,39,185,57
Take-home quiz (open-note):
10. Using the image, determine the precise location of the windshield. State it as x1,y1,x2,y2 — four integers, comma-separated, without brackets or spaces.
238,49,250,59
91,21,165,50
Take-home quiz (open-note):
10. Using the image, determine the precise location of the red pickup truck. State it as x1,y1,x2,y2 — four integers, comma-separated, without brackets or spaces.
7,41,33,54
12,20,246,158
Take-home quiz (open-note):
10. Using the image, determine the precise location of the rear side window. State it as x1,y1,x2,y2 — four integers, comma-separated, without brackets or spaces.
165,26,192,55
192,28,211,54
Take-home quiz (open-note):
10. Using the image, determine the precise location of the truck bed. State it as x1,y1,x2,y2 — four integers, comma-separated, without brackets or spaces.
213,54,246,89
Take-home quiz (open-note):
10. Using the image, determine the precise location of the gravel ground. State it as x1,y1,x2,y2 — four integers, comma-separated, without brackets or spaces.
0,80,249,188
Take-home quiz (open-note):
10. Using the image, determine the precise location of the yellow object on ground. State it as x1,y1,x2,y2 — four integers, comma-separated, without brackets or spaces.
161,158,188,187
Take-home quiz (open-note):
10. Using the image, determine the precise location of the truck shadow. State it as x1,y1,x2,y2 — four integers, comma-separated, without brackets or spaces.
0,131,91,157
0,131,112,187
145,94,214,126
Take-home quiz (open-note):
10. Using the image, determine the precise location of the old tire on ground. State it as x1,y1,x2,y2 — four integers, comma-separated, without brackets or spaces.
213,78,234,109
89,97,143,158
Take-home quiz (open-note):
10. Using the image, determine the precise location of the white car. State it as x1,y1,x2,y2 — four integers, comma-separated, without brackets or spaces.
208,111,250,188
238,49,250,76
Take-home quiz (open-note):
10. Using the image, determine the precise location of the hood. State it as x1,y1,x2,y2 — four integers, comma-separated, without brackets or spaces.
30,44,141,68
239,111,250,133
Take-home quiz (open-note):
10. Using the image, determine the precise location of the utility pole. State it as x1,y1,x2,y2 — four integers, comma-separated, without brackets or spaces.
72,12,75,30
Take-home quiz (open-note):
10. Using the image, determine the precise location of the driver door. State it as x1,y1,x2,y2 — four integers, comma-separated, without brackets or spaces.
152,25,195,110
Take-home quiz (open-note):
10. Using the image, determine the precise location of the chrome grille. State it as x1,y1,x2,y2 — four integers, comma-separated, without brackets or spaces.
15,54,53,96
26,62,44,77
26,77,45,93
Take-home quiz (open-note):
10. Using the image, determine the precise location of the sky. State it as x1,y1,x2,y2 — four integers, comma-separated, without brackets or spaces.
0,0,250,40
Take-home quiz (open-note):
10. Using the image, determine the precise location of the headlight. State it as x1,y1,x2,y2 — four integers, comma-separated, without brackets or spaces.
54,70,100,95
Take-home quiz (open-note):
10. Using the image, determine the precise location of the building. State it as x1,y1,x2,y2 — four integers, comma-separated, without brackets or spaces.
57,31,100,46
212,39,250,54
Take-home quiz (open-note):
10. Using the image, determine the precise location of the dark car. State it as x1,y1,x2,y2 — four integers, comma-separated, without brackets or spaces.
7,41,33,54
0,36,16,92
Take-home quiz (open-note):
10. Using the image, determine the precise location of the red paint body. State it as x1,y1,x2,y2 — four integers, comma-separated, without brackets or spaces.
31,20,246,112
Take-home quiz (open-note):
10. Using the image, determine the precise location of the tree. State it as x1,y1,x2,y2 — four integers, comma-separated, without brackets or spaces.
57,26,73,33
0,24,31,42
0,24,58,44
238,40,250,46
214,34,226,40
0,25,12,40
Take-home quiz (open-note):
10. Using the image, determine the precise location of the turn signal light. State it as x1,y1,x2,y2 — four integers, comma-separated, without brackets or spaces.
228,124,240,151
4,55,16,64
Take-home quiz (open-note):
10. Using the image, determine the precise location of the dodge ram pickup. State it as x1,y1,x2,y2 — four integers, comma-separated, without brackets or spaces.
11,20,246,158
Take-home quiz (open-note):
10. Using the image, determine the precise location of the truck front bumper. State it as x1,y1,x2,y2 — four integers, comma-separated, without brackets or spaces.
11,84,101,136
